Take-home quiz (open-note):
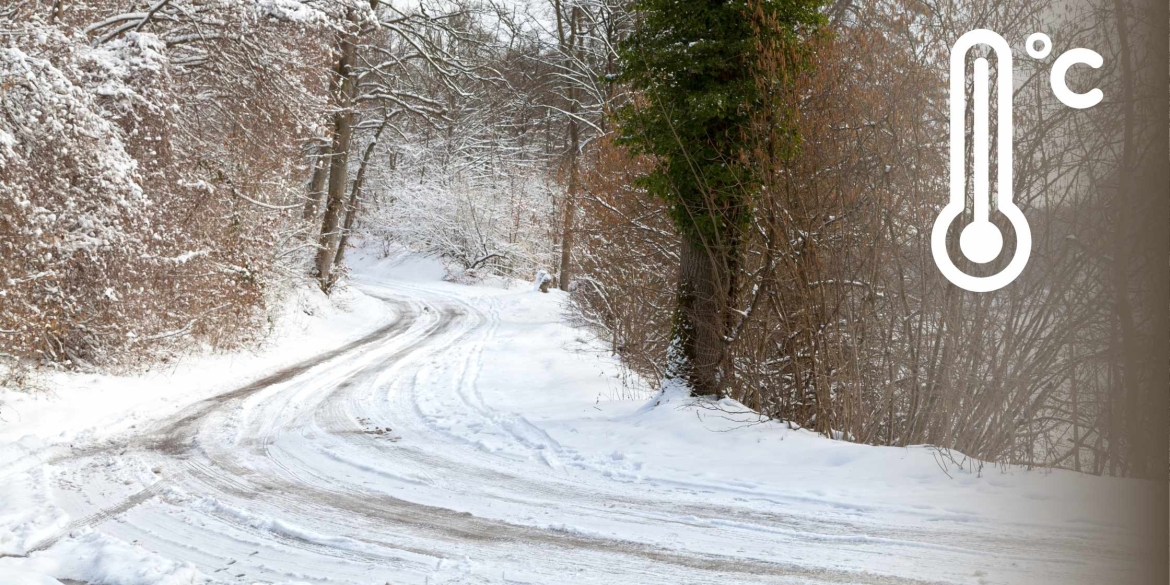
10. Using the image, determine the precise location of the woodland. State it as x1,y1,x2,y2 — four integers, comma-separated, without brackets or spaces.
1,0,1166,480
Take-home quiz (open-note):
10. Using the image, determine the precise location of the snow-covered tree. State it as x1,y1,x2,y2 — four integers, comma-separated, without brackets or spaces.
1,2,333,366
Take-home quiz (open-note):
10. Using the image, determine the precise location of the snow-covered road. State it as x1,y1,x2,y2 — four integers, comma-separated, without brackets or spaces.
0,256,1154,585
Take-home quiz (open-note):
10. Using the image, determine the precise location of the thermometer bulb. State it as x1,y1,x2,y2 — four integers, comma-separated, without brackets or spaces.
960,221,1003,264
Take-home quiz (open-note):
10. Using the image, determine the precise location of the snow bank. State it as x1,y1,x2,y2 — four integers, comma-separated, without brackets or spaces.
1,527,204,585
0,465,67,556
0,279,395,583
465,276,1150,536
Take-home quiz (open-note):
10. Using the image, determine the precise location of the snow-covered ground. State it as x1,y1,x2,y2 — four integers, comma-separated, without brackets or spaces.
0,251,1156,585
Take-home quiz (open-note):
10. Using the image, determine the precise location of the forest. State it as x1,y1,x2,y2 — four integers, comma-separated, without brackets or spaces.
1,0,1166,485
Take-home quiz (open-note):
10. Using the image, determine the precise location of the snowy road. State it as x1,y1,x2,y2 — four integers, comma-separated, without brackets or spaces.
0,258,1152,585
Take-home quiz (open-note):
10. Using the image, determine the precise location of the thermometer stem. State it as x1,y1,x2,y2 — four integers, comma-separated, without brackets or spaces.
973,57,990,225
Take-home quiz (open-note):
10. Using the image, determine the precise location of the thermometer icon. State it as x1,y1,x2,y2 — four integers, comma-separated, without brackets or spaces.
931,29,1103,292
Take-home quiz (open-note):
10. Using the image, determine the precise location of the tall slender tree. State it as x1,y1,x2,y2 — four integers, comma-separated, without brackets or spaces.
553,0,583,291
314,2,371,290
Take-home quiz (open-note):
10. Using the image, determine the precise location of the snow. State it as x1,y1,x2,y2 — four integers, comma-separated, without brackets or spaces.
11,527,203,585
83,32,168,81
0,249,1155,585
0,283,392,449
253,0,327,23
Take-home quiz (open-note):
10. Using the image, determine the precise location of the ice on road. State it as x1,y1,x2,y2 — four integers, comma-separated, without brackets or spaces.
0,254,1153,585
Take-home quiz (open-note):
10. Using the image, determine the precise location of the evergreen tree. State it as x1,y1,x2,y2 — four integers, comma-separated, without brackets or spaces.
617,0,822,397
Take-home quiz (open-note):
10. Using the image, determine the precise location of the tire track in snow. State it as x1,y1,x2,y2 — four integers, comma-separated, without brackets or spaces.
145,295,418,457
215,292,906,582
25,480,170,554
154,283,949,584
33,279,1110,585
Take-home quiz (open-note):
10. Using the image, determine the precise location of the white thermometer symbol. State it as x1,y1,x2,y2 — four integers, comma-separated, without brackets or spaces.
931,30,1103,292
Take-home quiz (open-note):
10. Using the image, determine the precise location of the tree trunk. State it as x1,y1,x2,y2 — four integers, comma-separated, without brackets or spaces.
667,236,731,398
557,136,577,291
314,7,360,291
303,140,330,222
1069,343,1080,473
332,163,364,271
556,3,582,292
333,119,389,270
1110,0,1144,478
